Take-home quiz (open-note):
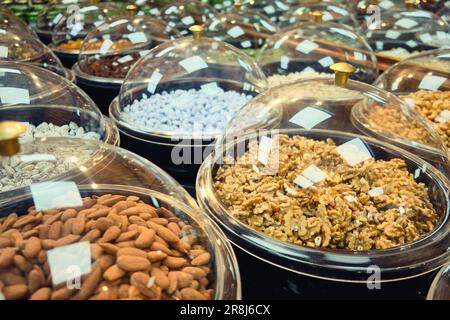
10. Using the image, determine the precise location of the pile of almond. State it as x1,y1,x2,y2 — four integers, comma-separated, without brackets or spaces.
0,194,213,300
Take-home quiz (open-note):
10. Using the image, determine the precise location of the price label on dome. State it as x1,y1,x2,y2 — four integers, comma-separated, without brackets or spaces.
289,107,332,129
181,16,195,26
52,13,63,25
179,56,208,73
406,40,418,48
319,56,334,67
0,46,8,58
294,165,328,189
127,32,147,44
70,22,83,36
369,187,384,197
47,241,92,286
435,110,450,123
227,26,245,38
30,181,82,211
418,75,447,90
80,5,98,13
241,40,252,48
258,136,273,166
146,71,163,94
329,5,347,16
420,33,433,43
323,12,333,21
20,154,57,163
99,39,113,54
0,88,30,104
336,138,373,166
344,195,357,203
379,1,394,9
395,18,418,29
275,1,288,10
118,55,134,64
296,40,318,54
263,5,275,15
0,68,21,75
280,55,290,69
386,30,400,40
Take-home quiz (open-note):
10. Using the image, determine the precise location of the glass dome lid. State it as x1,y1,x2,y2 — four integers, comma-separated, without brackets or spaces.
111,25,266,142
204,5,279,58
236,0,291,24
0,133,240,300
73,15,158,82
280,2,357,29
427,263,450,300
50,2,124,53
196,62,449,282
363,8,449,60
160,0,218,36
257,21,379,88
0,28,71,79
0,9,35,35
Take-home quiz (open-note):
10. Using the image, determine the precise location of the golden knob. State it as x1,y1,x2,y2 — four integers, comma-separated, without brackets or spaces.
0,121,27,156
330,62,356,86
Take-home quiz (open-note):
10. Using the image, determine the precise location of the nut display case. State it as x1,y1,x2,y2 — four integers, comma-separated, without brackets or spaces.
0,8,36,35
109,25,266,188
204,4,279,58
0,62,119,146
72,14,161,113
257,20,378,88
49,2,124,68
0,132,240,300
0,27,73,81
196,63,449,286
237,0,291,24
279,2,357,30
160,0,217,36
362,7,449,69
427,263,450,300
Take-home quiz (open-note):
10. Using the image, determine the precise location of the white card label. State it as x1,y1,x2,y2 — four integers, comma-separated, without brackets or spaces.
127,31,147,44
395,18,418,29
31,181,82,211
241,40,252,48
227,25,245,38
99,39,113,54
418,75,447,90
296,40,318,54
435,110,450,123
179,56,208,73
289,107,332,129
181,15,195,26
0,88,30,104
368,187,384,197
20,154,57,162
147,71,163,94
336,138,373,166
258,136,273,166
0,46,8,58
117,55,134,64
386,30,400,40
318,56,334,67
47,241,92,285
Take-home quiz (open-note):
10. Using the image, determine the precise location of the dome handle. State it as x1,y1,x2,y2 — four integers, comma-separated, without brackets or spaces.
0,121,27,156
330,62,356,86
189,25,205,40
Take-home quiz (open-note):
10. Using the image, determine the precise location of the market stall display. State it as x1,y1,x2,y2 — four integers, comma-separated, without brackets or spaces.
362,7,449,69
0,129,241,300
49,2,124,68
204,2,279,58
72,14,165,113
257,13,378,88
236,0,291,24
109,25,266,187
196,62,449,283
0,62,119,147
160,0,217,36
0,7,36,35
0,27,73,80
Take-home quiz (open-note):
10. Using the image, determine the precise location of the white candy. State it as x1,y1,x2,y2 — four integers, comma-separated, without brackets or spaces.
19,122,101,143
121,88,253,136
266,71,333,88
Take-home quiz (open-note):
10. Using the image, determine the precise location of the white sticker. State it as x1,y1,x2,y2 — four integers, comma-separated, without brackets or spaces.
418,75,447,90
0,46,8,58
139,50,150,57
117,55,134,64
47,241,92,286
354,52,366,60
436,31,448,40
435,110,450,123
395,18,418,29
336,138,373,166
52,13,63,25
289,107,332,129
420,33,433,43
280,55,290,69
263,5,275,15
241,40,252,48
99,39,113,54
181,15,195,26
344,195,357,203
323,12,334,21
127,31,147,44
368,187,384,197
293,174,314,189
147,71,163,94
386,30,400,40
179,56,208,73
227,25,245,38
260,19,277,33
20,154,57,162
318,56,334,68
30,181,82,211
300,165,328,184
69,22,83,37
201,82,221,95
375,41,384,50
108,19,128,28
80,5,97,13
0,289,4,300
0,88,30,104
0,68,21,74
414,168,421,179
329,5,348,16
155,45,176,58
258,136,273,166
406,40,418,48
296,40,318,54
379,0,394,9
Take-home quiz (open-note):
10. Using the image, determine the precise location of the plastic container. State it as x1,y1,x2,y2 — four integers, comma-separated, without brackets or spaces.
0,62,119,145
197,63,449,285
0,27,74,81
427,263,450,300
49,2,124,68
72,14,172,114
0,133,240,300
236,0,291,24
109,25,266,189
204,3,279,58
362,7,449,67
257,18,378,88
160,0,218,37
279,2,357,30
0,7,36,35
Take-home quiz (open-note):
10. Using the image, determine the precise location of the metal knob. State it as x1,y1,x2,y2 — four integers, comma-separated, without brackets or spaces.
0,121,27,156
330,62,356,86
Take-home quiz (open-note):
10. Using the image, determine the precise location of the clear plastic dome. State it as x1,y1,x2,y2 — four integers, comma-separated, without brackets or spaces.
73,15,158,82
0,27,71,79
0,134,240,300
363,8,449,62
427,263,450,300
237,0,291,24
50,2,124,54
204,6,279,58
196,62,449,282
280,2,357,29
257,22,379,88
0,62,119,145
160,0,218,36
438,3,450,24
0,8,35,35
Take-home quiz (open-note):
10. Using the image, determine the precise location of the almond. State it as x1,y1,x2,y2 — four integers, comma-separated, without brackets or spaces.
151,268,169,290
95,254,115,272
72,266,102,300
116,230,138,242
62,218,74,237
13,255,31,272
157,207,175,219
61,208,78,221
130,272,156,298
80,229,101,242
116,247,147,258
12,215,38,229
156,226,179,243
0,247,17,269
87,208,111,220
0,271,26,286
71,215,85,235
167,271,178,294
100,226,121,242
97,195,126,206
163,256,187,269
147,250,168,263
180,287,206,300
117,255,150,272
51,287,75,300
28,266,45,294
41,239,56,249
93,217,113,232
54,234,80,247
135,228,155,249
149,218,169,226
23,237,41,259
43,212,63,226
176,272,194,289
0,237,12,249
192,252,211,266
182,267,207,280
150,242,171,255
1,213,18,232
3,284,28,300
98,243,119,255
103,264,126,282
30,287,52,300
48,221,63,240
90,244,103,259
118,207,139,216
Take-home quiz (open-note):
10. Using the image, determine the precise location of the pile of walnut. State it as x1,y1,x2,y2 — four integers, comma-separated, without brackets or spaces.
0,194,213,300
404,90,450,148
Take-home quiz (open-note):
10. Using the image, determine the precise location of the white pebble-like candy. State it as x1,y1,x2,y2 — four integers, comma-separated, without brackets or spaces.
121,88,253,136
19,122,101,143
267,71,333,88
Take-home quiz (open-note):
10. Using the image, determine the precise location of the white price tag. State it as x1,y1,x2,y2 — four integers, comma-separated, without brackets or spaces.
386,30,400,40
47,241,92,285
395,18,418,29
241,40,252,48
201,82,221,95
99,39,113,54
318,56,334,68
258,136,272,166
20,154,57,162
296,40,318,54
146,71,163,94
293,165,327,189
227,26,245,38
379,0,394,9
336,138,373,166
435,110,450,123
418,75,447,90
31,181,82,211
179,56,208,73
280,55,290,70
52,13,63,25
406,40,418,48
263,5,275,15
181,15,195,26
117,55,134,64
368,187,384,197
344,195,357,203
127,31,147,44
0,68,21,74
0,88,30,104
289,107,332,129
0,46,8,58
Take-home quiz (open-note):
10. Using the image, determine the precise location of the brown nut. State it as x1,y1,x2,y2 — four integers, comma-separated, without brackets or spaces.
117,255,151,272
